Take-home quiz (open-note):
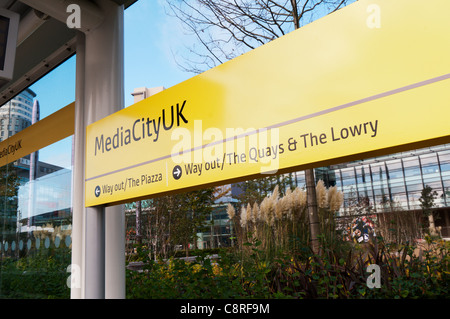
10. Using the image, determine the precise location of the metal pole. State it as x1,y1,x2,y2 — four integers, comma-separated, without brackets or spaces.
72,0,125,299
23,0,125,300
306,168,320,254
71,31,86,299
95,1,125,299
85,206,105,298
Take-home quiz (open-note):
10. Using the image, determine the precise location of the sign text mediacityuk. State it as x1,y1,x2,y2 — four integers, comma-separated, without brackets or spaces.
93,100,188,156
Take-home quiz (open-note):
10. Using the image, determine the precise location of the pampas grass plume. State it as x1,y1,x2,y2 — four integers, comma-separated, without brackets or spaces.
227,203,235,220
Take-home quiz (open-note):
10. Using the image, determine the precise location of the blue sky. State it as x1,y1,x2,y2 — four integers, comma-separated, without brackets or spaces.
123,0,193,106
28,0,193,167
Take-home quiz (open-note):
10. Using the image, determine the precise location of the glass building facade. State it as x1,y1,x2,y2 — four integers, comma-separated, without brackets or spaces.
197,197,237,249
292,144,450,238
0,59,75,298
0,139,72,298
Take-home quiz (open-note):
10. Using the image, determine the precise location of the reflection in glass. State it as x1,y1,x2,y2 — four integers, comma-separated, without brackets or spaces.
0,136,73,298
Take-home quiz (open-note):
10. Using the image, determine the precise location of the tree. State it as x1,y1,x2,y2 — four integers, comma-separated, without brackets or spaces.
0,163,21,233
177,188,215,254
167,0,352,73
419,185,438,237
141,187,216,259
166,0,352,254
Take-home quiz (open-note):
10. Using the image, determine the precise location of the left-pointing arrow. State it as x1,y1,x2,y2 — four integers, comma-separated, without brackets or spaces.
95,185,101,197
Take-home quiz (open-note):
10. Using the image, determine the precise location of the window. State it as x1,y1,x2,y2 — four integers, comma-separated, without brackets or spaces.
0,57,75,298
404,167,420,177
406,183,423,192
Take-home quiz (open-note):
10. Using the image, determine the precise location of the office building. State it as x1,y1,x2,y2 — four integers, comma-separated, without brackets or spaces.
0,88,35,141
294,144,450,239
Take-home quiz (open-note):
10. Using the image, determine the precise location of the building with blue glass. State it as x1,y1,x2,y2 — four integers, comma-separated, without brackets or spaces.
291,144,450,239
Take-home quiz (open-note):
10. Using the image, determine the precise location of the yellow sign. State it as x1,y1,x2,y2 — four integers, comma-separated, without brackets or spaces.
85,0,450,207
0,102,74,167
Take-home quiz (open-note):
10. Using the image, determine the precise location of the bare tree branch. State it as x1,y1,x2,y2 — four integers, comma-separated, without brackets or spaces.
165,0,353,73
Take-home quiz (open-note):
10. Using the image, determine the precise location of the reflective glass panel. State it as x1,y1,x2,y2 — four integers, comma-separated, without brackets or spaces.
0,137,72,299
0,57,74,299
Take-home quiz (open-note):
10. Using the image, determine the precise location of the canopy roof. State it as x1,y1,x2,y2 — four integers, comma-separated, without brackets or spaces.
0,0,137,105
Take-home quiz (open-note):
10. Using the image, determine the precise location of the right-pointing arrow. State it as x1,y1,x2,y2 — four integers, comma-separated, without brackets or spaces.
172,165,182,180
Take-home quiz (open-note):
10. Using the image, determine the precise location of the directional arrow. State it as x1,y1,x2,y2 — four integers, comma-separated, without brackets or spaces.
172,165,182,180
95,185,101,197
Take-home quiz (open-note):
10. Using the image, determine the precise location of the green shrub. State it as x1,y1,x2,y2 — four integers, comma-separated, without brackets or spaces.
0,249,71,299
126,239,449,299
268,238,449,299
126,245,272,299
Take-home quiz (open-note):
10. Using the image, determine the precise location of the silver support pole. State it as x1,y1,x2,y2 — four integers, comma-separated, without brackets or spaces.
72,0,125,299
105,204,125,298
85,206,105,298
98,1,125,299
71,31,86,299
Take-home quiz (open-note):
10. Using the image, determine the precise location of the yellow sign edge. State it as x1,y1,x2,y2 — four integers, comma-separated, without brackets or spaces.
0,102,75,167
